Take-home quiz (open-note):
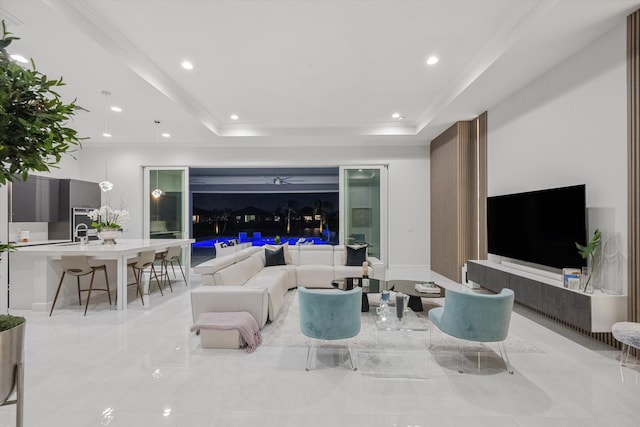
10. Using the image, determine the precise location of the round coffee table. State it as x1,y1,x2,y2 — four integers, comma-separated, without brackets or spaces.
332,278,444,312
385,280,444,312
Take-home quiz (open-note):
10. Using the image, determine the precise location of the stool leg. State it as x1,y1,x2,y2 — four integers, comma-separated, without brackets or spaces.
102,267,112,305
84,270,97,316
49,272,66,316
176,259,187,285
151,265,164,295
77,276,82,305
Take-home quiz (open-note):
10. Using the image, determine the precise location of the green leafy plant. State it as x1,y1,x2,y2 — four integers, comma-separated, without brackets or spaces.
0,314,25,332
274,235,281,245
0,20,85,255
0,20,85,185
576,229,601,292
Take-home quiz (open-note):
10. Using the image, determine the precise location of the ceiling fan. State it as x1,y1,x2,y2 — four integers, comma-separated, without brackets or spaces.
267,176,303,185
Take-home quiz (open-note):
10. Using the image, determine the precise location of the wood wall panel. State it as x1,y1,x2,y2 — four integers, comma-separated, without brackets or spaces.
430,114,487,283
430,124,461,281
628,10,640,322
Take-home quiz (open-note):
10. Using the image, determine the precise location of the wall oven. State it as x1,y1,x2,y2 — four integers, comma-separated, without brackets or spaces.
72,207,99,241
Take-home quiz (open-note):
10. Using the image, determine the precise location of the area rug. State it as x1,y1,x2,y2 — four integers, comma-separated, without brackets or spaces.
261,289,543,353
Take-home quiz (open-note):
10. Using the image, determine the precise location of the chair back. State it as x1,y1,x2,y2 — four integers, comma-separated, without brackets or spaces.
435,288,514,342
164,245,181,261
298,287,361,340
134,249,157,269
61,256,93,276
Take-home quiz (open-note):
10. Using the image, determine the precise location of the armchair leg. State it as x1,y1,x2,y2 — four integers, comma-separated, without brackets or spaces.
348,346,358,371
305,338,315,371
498,341,514,374
458,344,464,374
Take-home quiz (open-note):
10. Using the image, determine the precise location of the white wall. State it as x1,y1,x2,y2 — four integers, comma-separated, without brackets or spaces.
488,22,627,288
77,144,430,272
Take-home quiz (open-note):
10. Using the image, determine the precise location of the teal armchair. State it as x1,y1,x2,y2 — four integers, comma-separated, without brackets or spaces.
428,288,515,374
298,286,362,371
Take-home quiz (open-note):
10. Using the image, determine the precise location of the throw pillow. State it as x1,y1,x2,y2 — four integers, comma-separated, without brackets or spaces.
346,244,367,266
264,243,292,264
265,247,286,267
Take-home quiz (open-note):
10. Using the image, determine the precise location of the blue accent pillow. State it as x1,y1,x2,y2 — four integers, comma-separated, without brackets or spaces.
265,247,286,266
346,245,367,266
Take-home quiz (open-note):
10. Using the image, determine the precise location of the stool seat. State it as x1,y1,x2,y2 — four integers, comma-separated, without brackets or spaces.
613,322,640,348
612,322,640,366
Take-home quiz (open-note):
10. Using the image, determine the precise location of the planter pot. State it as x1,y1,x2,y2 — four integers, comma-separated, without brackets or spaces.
1,321,25,404
97,228,122,245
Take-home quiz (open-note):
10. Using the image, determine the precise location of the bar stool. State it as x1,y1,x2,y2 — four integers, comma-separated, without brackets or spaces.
128,249,163,296
159,245,187,290
50,256,112,316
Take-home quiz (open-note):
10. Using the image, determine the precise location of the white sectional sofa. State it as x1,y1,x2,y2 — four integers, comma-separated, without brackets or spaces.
191,244,384,329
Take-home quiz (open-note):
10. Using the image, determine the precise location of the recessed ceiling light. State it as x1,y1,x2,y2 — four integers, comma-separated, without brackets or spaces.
398,116,405,120
230,114,239,120
181,60,194,70
110,106,122,112
392,113,400,119
161,133,171,138
426,56,439,66
10,54,28,63
102,132,112,138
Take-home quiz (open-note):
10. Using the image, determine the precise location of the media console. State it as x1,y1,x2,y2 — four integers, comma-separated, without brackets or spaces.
466,260,627,333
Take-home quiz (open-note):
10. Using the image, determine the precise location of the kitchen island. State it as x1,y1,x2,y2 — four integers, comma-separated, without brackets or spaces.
10,238,194,312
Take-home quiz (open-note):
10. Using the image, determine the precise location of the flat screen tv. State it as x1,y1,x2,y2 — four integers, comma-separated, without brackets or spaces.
487,184,587,269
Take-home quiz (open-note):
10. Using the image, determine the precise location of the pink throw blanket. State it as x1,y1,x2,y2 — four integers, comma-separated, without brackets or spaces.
191,311,262,353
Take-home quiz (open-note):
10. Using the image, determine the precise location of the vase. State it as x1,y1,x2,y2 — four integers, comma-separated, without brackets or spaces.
601,232,624,295
97,228,122,245
580,267,594,294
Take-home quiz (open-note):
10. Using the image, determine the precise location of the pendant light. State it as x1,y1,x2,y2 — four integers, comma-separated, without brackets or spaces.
151,120,163,199
99,90,114,192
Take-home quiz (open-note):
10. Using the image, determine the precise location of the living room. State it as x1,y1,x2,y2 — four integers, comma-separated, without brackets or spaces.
1,1,640,426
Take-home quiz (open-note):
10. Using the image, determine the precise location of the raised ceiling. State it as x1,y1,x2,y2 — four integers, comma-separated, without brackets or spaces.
1,0,639,148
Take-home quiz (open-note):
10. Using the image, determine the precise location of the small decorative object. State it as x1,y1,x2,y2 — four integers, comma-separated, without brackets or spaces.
88,206,129,244
274,235,281,245
96,228,122,245
576,229,601,293
396,293,405,320
580,267,593,293
601,232,624,295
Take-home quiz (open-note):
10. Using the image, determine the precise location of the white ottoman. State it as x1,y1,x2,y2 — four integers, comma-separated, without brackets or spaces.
612,322,640,366
199,329,241,349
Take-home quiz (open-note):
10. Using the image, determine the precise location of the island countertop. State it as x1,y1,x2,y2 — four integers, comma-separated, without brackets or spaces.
12,238,195,311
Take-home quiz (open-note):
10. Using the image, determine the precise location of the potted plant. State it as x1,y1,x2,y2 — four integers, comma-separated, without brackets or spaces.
1,20,84,423
576,229,602,292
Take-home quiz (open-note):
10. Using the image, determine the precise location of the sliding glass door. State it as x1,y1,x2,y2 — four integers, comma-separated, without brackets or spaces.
339,166,387,263
143,167,189,239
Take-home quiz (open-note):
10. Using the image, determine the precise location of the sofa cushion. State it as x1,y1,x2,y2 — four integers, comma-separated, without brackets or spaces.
346,244,367,266
265,247,286,266
245,269,289,319
245,253,265,278
213,262,249,286
298,245,334,266
194,256,236,276
296,265,335,288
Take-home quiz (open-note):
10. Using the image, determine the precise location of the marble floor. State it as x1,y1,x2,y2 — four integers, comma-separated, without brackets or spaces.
2,270,639,427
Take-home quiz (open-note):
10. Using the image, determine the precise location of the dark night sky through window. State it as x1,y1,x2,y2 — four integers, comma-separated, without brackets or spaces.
193,192,338,213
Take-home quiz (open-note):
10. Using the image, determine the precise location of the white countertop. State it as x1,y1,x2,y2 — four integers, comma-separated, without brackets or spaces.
14,238,195,256
11,239,72,247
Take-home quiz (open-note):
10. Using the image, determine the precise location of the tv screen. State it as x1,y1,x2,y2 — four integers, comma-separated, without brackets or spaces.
487,184,587,269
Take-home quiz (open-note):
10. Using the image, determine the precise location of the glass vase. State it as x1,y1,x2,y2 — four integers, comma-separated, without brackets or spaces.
601,232,624,295
580,267,594,293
